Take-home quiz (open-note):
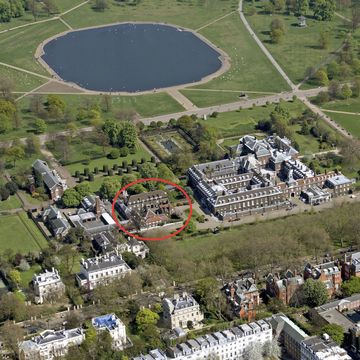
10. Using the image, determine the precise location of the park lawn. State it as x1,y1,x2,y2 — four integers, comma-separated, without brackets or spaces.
65,146,151,176
54,0,84,13
0,20,68,75
0,65,46,92
179,90,269,108
63,0,238,30
323,111,360,138
244,0,349,84
194,13,289,93
0,195,22,211
321,98,360,114
0,212,47,253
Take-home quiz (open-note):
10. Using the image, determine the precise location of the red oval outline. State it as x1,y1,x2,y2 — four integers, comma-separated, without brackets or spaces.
111,177,193,241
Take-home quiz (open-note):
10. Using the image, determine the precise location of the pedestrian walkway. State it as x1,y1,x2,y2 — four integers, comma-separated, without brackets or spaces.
167,89,198,111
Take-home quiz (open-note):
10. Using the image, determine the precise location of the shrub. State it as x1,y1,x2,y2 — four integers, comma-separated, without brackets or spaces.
113,164,118,170
84,168,90,177
118,168,123,176
122,160,128,168
75,170,80,178
119,147,129,157
103,164,108,173
88,173,94,182
94,167,99,174
108,149,120,159
108,169,114,176
127,166,133,173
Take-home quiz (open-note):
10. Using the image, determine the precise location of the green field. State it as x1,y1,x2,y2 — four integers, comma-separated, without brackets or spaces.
244,0,349,84
0,212,48,253
323,112,360,138
20,264,42,288
322,98,360,114
0,195,22,211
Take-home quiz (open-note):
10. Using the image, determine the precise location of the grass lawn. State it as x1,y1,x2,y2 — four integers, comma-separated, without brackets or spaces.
179,90,270,107
0,195,22,211
0,212,47,253
195,13,289,92
321,98,360,114
20,264,41,288
244,0,349,84
0,20,67,75
323,112,360,138
63,0,239,30
65,146,151,176
0,65,45,92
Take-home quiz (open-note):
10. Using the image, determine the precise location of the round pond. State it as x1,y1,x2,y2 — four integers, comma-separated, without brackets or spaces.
39,23,224,92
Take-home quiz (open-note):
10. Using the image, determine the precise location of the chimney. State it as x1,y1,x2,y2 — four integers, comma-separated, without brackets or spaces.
95,196,101,219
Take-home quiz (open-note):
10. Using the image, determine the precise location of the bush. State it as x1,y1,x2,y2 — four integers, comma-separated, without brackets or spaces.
122,160,128,168
103,164,108,173
210,111,218,118
108,169,114,176
88,173,94,182
113,164,118,170
141,158,146,164
119,147,129,157
118,168,123,176
84,168,90,177
94,167,99,174
127,166,133,173
78,176,84,183
129,147,136,154
151,156,156,163
75,170,80,178
5,182,18,195
0,187,10,201
108,149,120,159
132,159,137,166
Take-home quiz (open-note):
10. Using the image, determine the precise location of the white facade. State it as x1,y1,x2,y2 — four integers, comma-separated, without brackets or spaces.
76,252,131,290
133,319,272,360
19,328,85,360
301,335,351,360
92,313,127,350
162,292,204,330
33,268,65,304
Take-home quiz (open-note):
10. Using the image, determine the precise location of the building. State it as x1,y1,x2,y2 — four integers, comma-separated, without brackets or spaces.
266,270,304,305
76,251,131,290
325,175,355,197
92,231,119,255
121,237,149,259
188,135,351,220
223,277,260,320
116,190,173,231
301,186,331,206
162,292,204,330
304,262,342,297
342,252,360,280
32,268,65,304
301,335,351,360
92,314,128,350
298,16,307,27
269,313,308,360
133,319,272,360
32,159,67,201
41,205,71,238
68,196,116,235
19,328,85,360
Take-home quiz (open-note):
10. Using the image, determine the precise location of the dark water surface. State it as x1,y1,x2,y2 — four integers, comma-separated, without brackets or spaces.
41,23,222,92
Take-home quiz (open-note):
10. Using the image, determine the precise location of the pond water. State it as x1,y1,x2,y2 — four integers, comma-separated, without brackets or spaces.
40,23,223,92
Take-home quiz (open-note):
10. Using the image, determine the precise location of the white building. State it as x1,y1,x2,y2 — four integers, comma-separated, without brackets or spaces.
92,313,127,350
19,328,85,360
133,319,272,360
32,268,65,304
121,237,149,259
162,292,204,330
301,335,351,360
76,251,131,290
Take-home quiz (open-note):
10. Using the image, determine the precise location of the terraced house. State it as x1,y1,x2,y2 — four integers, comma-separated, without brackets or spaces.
188,135,354,220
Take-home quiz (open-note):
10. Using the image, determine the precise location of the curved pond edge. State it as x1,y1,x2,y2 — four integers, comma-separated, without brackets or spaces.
34,21,231,96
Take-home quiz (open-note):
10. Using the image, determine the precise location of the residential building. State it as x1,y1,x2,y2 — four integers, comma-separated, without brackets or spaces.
32,159,67,201
162,292,204,330
187,135,353,220
222,277,259,320
341,252,360,280
269,313,308,360
19,328,85,360
32,268,65,304
304,262,342,297
301,186,331,206
92,314,128,350
325,175,355,197
133,319,272,360
92,231,119,255
266,270,304,305
76,251,131,290
41,205,70,238
300,335,351,360
121,237,149,259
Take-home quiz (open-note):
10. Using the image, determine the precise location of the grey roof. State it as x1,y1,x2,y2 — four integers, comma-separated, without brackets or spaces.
81,252,131,273
326,175,354,186
33,159,63,190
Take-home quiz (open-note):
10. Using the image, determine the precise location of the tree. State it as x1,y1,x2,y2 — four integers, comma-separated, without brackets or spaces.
99,177,121,200
93,0,108,11
342,276,360,297
341,84,352,100
34,118,47,134
0,114,11,133
139,162,158,179
0,321,24,358
6,145,25,167
311,0,336,21
321,324,344,345
75,182,90,198
314,69,329,86
295,0,309,15
0,0,11,22
135,308,159,333
42,0,59,15
302,278,328,307
352,4,360,30
25,135,41,156
352,78,360,98
273,0,285,12
270,18,285,43
314,91,329,105
319,30,330,49
157,163,175,182
0,75,14,98
8,269,21,288
120,121,137,149
328,80,342,99
46,94,65,119
102,94,112,112
62,188,82,207
0,186,10,201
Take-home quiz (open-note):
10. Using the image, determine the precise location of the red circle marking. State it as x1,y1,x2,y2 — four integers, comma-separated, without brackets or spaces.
111,177,193,241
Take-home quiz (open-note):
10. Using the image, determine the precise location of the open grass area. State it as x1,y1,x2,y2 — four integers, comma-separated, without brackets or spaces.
20,264,42,288
323,111,360,138
0,195,22,211
0,20,67,75
321,98,360,114
243,0,349,84
195,12,289,92
64,0,238,30
0,212,47,254
0,65,45,92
